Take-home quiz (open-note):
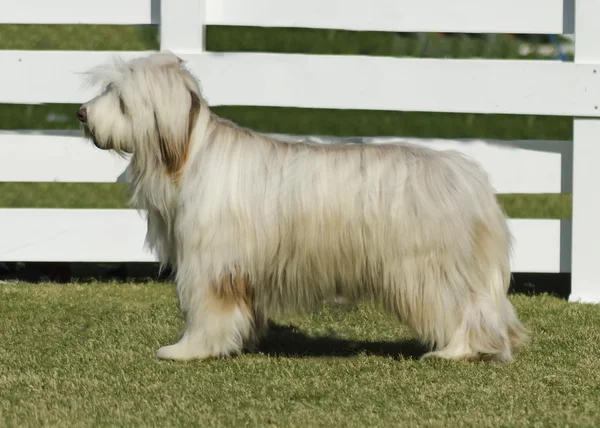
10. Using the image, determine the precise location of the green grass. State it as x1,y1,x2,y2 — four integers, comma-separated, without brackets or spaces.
0,182,573,219
0,25,550,58
1,282,599,427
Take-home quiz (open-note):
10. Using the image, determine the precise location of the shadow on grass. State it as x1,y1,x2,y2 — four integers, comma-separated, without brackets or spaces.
257,321,427,360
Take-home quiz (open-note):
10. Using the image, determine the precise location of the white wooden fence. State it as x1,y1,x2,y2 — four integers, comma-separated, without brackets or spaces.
0,0,598,303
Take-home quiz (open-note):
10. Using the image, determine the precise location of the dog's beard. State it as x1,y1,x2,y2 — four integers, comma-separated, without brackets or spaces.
83,125,108,150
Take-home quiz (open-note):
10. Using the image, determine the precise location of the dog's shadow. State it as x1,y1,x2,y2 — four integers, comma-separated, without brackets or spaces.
255,321,427,360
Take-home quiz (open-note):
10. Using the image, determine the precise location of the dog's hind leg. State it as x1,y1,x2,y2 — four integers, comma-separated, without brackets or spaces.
420,298,508,362
415,216,527,362
421,295,519,362
419,265,527,363
156,268,259,361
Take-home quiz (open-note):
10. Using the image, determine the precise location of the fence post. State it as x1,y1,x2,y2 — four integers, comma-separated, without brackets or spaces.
159,0,205,53
570,0,600,303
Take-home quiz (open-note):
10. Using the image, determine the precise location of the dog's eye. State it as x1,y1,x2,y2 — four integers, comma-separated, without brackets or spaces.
118,96,127,115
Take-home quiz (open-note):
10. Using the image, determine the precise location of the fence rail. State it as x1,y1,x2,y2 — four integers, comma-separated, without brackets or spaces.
0,0,159,25
2,51,600,117
0,209,570,273
0,131,572,193
0,0,598,303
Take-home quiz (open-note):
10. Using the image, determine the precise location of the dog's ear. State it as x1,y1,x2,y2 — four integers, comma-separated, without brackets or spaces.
156,90,201,177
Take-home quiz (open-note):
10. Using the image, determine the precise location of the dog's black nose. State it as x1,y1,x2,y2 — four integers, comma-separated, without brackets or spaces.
77,107,87,123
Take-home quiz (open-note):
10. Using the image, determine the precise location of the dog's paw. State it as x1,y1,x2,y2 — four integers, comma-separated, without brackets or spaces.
155,342,210,361
420,350,478,362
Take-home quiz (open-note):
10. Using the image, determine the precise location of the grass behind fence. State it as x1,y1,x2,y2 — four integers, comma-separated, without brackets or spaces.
0,182,573,219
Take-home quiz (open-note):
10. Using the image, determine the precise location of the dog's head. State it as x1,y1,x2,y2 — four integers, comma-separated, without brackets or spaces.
78,52,202,176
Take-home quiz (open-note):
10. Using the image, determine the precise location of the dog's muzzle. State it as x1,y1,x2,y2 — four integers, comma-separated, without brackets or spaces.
78,111,104,150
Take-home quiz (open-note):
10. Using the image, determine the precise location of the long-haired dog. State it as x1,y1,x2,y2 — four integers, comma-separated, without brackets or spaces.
78,52,528,362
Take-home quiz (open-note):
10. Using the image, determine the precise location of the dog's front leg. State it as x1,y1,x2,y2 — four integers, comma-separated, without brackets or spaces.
156,268,257,361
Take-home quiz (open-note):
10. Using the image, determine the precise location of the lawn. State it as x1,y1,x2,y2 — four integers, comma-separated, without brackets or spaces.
0,282,599,427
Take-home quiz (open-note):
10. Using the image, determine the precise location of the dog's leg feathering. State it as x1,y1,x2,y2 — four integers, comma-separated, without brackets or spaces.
156,268,260,361
417,220,528,363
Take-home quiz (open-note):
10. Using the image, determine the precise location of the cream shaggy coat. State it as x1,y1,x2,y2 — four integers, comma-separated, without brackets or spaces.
78,52,528,362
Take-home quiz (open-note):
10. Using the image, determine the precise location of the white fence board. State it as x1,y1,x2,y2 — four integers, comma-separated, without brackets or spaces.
1,51,600,118
0,131,129,183
0,0,158,25
0,209,154,263
569,0,600,304
0,209,571,272
571,119,600,303
160,0,205,53
0,130,572,193
205,0,574,35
